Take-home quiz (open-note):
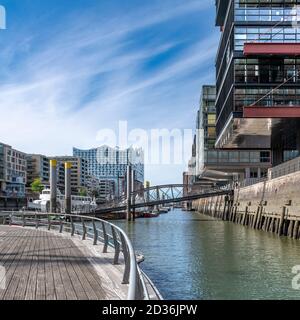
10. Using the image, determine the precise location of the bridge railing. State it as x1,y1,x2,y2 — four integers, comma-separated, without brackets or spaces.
96,184,234,212
0,211,162,301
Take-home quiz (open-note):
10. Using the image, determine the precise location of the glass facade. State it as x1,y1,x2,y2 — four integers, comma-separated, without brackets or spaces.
216,0,300,149
196,84,271,181
235,0,300,23
73,146,144,195
235,27,300,51
198,86,217,150
204,150,271,164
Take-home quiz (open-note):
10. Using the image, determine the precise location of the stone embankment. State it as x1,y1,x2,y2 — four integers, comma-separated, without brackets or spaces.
192,172,300,239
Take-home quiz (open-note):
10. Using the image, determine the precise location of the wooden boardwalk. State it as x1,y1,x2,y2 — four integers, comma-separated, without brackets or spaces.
0,225,125,300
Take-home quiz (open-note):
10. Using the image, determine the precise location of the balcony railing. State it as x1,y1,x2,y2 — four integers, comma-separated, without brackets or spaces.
269,156,300,180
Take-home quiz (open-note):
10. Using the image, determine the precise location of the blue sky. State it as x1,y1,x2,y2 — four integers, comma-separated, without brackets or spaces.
0,0,218,185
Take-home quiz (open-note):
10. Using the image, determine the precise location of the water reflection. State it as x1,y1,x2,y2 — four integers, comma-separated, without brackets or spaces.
111,209,300,300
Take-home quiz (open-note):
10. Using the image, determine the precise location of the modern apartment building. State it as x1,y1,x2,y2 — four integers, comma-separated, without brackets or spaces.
215,0,300,166
51,156,88,194
196,85,217,176
26,154,50,186
196,85,271,183
98,180,115,202
26,154,65,192
85,175,115,200
73,146,144,196
0,142,27,197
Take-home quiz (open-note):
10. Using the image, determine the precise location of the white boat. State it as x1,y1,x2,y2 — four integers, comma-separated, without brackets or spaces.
27,187,97,214
159,207,169,214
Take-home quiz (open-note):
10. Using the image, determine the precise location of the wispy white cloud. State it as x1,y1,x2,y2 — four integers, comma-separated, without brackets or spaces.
0,0,217,184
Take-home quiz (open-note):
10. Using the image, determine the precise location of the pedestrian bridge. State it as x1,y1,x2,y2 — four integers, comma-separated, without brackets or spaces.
96,184,232,214
0,212,162,300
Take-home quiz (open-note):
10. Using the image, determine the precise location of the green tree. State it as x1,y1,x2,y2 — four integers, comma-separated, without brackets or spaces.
79,187,88,197
31,178,44,193
91,190,100,198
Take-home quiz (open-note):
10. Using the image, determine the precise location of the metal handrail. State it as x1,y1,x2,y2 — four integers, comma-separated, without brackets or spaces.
0,211,161,300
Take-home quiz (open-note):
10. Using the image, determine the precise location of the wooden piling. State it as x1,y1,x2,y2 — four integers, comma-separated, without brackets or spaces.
278,207,288,236
293,221,300,239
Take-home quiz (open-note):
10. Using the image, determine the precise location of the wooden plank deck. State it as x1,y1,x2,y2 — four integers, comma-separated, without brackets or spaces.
0,225,126,300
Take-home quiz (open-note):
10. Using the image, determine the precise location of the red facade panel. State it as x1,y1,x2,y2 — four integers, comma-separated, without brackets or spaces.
244,43,300,56
243,106,300,118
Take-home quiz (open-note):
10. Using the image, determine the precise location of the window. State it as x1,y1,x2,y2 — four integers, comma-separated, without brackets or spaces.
219,151,229,163
229,152,239,163
260,151,271,163
240,151,250,162
250,168,258,179
207,114,216,125
250,152,260,163
207,127,216,138
234,25,300,51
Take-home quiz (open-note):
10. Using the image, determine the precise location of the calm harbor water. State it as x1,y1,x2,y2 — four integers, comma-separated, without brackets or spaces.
112,209,300,300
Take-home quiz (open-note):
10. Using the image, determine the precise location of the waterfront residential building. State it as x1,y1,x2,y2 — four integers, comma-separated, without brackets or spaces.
26,154,50,186
98,180,115,202
85,175,100,195
85,175,115,201
215,0,300,167
26,154,65,192
196,85,271,184
51,156,88,195
73,146,144,196
0,142,26,197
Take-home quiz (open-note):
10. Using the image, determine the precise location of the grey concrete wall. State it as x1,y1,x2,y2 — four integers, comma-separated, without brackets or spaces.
192,171,300,239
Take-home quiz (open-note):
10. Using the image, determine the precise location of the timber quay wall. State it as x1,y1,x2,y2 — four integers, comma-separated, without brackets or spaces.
192,171,300,239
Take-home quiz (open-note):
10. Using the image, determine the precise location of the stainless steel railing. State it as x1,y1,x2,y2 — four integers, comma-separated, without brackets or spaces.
0,211,162,301
268,156,300,180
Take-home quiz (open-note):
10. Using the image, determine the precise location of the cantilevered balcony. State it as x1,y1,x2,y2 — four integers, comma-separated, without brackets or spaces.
243,106,300,118
244,43,300,57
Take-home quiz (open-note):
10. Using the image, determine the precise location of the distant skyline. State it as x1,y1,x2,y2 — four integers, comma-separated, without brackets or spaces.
0,0,218,185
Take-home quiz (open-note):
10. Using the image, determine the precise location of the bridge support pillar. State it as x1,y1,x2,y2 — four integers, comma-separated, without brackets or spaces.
50,160,57,213
65,162,72,215
126,165,132,221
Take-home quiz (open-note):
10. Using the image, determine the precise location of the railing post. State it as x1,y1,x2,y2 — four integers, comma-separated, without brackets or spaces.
70,216,75,236
135,267,144,300
92,220,98,245
120,233,130,284
59,217,63,233
111,226,120,265
81,217,86,240
22,213,25,227
102,222,109,253
9,213,12,226
50,160,57,213
48,214,51,231
35,213,39,229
